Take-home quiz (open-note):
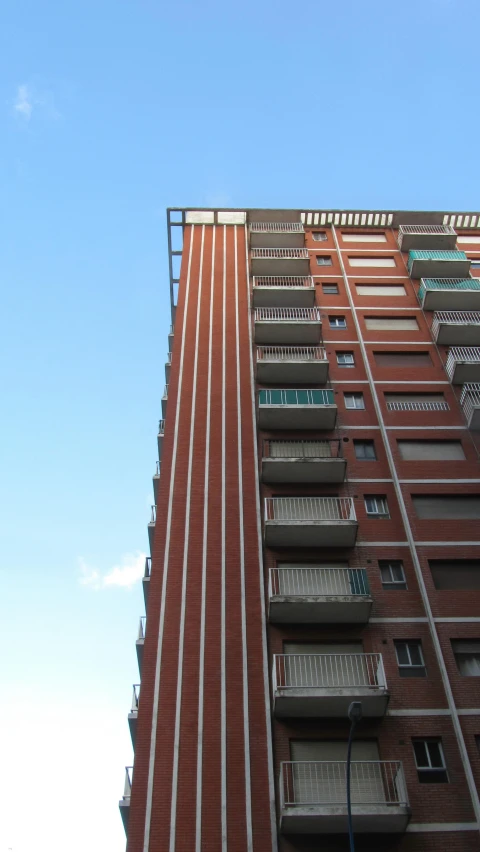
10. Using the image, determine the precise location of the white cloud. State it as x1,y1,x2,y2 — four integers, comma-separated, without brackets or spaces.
79,551,146,590
14,84,32,120
13,81,60,122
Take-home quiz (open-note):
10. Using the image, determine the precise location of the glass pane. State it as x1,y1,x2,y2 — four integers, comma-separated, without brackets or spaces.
428,742,444,769
408,644,423,666
295,390,308,404
269,390,282,404
395,643,409,665
391,563,405,582
413,741,429,768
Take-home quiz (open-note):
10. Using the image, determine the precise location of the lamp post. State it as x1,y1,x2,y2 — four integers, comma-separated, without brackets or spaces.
346,701,363,852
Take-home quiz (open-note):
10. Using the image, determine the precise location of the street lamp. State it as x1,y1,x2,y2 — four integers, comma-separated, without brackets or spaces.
346,701,363,852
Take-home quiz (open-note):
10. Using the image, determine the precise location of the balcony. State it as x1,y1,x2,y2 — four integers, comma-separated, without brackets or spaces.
397,224,457,252
269,566,371,624
249,222,305,248
254,307,322,345
148,504,156,551
460,384,480,430
119,766,132,833
408,250,470,279
128,684,140,746
252,275,315,308
256,346,328,384
417,278,480,311
272,653,388,718
165,352,172,383
161,384,168,418
432,311,480,346
143,556,151,605
386,400,449,412
446,347,480,384
264,497,357,547
153,461,160,503
258,389,336,431
262,440,346,484
251,247,310,276
168,323,174,350
158,420,165,459
136,616,146,670
279,761,410,834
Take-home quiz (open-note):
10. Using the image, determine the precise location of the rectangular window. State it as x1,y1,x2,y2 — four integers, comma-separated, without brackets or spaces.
337,352,355,367
329,315,347,328
374,351,432,368
349,256,396,268
356,284,406,296
344,392,365,410
364,316,419,331
342,233,387,243
471,261,480,268
397,440,465,461
322,283,339,294
365,495,390,518
429,560,480,591
384,392,448,411
354,440,376,460
412,495,480,520
395,640,426,678
451,640,480,676
379,560,407,590
316,255,333,266
413,740,448,783
457,236,480,244
312,231,328,242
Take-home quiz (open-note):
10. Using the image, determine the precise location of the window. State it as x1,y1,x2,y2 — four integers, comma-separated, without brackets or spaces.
337,351,355,367
344,392,365,410
384,392,448,411
397,440,465,461
412,495,480,520
413,740,448,783
329,315,347,328
451,640,480,676
379,560,407,590
322,283,339,294
374,351,432,367
471,261,480,269
349,256,396,268
395,640,426,677
356,284,406,296
354,440,376,460
475,735,480,756
316,255,333,266
312,231,327,242
365,495,390,518
457,236,480,244
429,559,480,591
342,233,387,243
364,316,419,331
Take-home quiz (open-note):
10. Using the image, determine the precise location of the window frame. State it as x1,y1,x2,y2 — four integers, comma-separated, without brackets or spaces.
451,640,480,677
379,560,407,590
337,351,355,367
364,495,390,518
329,315,347,329
322,283,339,295
312,231,328,242
316,255,333,267
394,640,426,677
344,392,365,410
413,739,448,784
354,440,377,461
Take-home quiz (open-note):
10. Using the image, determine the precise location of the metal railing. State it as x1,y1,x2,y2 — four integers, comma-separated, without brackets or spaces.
265,496,356,522
386,400,449,411
123,766,133,799
253,275,314,288
250,222,304,233
259,388,334,406
446,346,480,380
155,461,160,475
280,761,408,808
138,616,146,640
144,556,151,578
251,248,309,259
257,346,327,363
263,439,341,459
169,324,174,334
418,277,478,305
397,224,456,249
460,383,480,422
158,419,165,434
269,565,369,597
166,352,172,363
150,505,156,523
254,307,321,322
432,310,480,333
273,653,386,691
163,384,169,397
131,684,140,712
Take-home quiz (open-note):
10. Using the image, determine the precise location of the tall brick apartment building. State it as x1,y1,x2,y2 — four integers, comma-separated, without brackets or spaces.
120,208,480,852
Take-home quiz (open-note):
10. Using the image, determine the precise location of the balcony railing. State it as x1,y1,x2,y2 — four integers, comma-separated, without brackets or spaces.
158,419,165,434
264,439,340,459
131,683,140,712
280,760,408,808
144,556,151,578
397,224,456,251
163,384,169,397
460,383,480,429
123,766,133,799
273,653,385,692
255,307,321,322
432,310,480,346
408,249,468,276
446,346,480,384
138,615,146,641
270,565,369,597
253,275,313,288
251,248,309,259
257,345,326,363
418,277,480,302
265,496,355,522
250,223,304,233
386,400,449,412
150,505,156,523
259,389,334,406
432,310,480,331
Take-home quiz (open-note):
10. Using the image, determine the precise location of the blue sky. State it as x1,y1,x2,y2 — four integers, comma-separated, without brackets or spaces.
1,0,479,850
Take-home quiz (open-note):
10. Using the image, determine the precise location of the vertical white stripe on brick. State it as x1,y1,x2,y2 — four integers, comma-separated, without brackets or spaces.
221,225,228,852
143,226,196,852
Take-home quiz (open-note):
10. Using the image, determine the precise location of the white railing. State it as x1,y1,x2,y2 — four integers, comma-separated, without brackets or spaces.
257,346,326,362
251,248,309,259
264,439,340,459
144,556,151,578
460,383,480,422
446,346,480,380
150,505,156,523
155,461,160,475
253,275,314,288
123,766,133,799
397,224,456,250
280,761,408,808
250,222,304,233
265,496,356,522
131,684,140,712
386,401,449,411
269,566,369,597
163,384,169,397
432,311,480,340
138,616,146,640
254,307,321,322
158,419,165,434
274,653,386,691
166,352,172,363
